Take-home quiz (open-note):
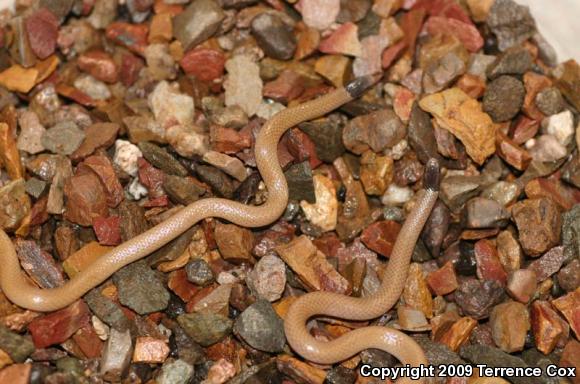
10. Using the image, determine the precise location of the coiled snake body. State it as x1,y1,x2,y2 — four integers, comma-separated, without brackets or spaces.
0,74,438,383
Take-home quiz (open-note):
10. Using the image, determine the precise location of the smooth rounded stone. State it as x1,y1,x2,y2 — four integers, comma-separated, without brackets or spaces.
185,259,214,286
112,260,170,315
325,366,356,384
486,0,536,52
535,87,565,116
138,142,188,177
224,55,263,117
177,312,233,347
455,279,505,319
541,110,574,146
233,299,285,353
558,259,580,292
487,47,533,79
41,121,85,156
459,345,543,384
157,359,194,384
480,181,520,206
173,0,225,51
463,197,509,229
163,175,205,205
483,75,525,122
284,161,316,203
246,255,286,302
251,13,296,61
421,201,450,257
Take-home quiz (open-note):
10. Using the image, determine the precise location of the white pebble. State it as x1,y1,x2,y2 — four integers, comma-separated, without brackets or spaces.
541,110,574,146
381,184,413,206
127,178,148,200
74,75,111,100
224,55,263,117
148,81,195,129
114,139,142,177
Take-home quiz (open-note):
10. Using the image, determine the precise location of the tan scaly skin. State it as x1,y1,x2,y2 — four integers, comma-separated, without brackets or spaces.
0,74,438,381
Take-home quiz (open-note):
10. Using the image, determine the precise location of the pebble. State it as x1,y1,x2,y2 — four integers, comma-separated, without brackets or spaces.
25,8,58,60
144,43,177,81
251,13,296,60
180,48,225,82
300,174,338,232
300,0,340,30
535,87,564,116
526,134,568,163
185,259,215,286
522,72,552,121
319,22,362,57
138,141,188,177
463,197,509,229
15,239,65,288
246,255,286,301
426,261,458,296
483,75,525,123
132,336,170,364
28,300,90,348
419,87,496,165
100,328,132,382
541,110,574,146
381,183,413,206
360,220,401,258
552,288,580,338
353,35,390,77
72,122,120,161
177,311,233,346
558,259,580,292
560,341,580,384
112,260,170,314
264,70,305,103
148,81,194,129
77,50,119,84
402,263,433,319
555,59,580,111
314,55,350,87
166,125,209,158
284,161,316,203
300,116,346,163
455,279,505,319
62,242,111,278
487,47,533,79
224,55,263,117
276,235,349,294
202,151,247,182
173,0,225,51
530,300,568,355
511,198,561,257
41,121,85,156
234,299,285,352
215,222,254,264
422,52,466,94
190,283,232,315
359,151,393,196
490,301,530,353
496,131,532,171
113,140,142,177
562,204,580,261
507,269,537,305
196,164,236,198
157,359,194,384
63,172,108,226
486,0,536,52
343,108,405,155
25,178,47,199
16,110,46,154
0,325,35,363
93,216,121,246
496,230,523,272
73,75,111,100
527,246,565,282
0,179,30,232
78,154,124,207
0,364,31,384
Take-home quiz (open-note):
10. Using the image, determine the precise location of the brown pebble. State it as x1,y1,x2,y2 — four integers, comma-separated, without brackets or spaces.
511,198,561,257
490,301,530,353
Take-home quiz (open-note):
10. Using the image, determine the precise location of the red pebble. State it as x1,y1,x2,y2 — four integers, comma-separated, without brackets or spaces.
360,220,402,257
426,261,459,296
180,48,226,82
105,22,149,55
284,128,322,169
138,158,166,198
263,70,305,104
77,50,119,84
28,300,91,348
93,216,122,246
25,7,59,59
474,239,507,285
72,325,104,359
424,16,484,52
382,41,407,69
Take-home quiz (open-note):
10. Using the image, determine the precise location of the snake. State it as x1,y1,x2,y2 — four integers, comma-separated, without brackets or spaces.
0,74,439,381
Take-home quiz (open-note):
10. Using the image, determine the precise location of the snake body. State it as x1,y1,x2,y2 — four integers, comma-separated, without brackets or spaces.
0,75,438,381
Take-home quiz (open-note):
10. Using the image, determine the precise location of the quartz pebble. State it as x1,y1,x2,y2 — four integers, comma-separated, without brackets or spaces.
541,110,574,146
224,55,263,117
299,174,338,232
246,255,286,302
113,140,142,177
148,81,194,130
300,0,340,30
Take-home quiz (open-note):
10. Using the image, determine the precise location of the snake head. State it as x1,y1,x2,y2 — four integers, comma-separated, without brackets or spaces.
424,158,440,192
345,73,383,98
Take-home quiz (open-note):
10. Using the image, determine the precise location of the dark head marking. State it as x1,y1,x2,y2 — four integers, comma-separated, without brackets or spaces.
424,158,440,192
345,73,383,98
